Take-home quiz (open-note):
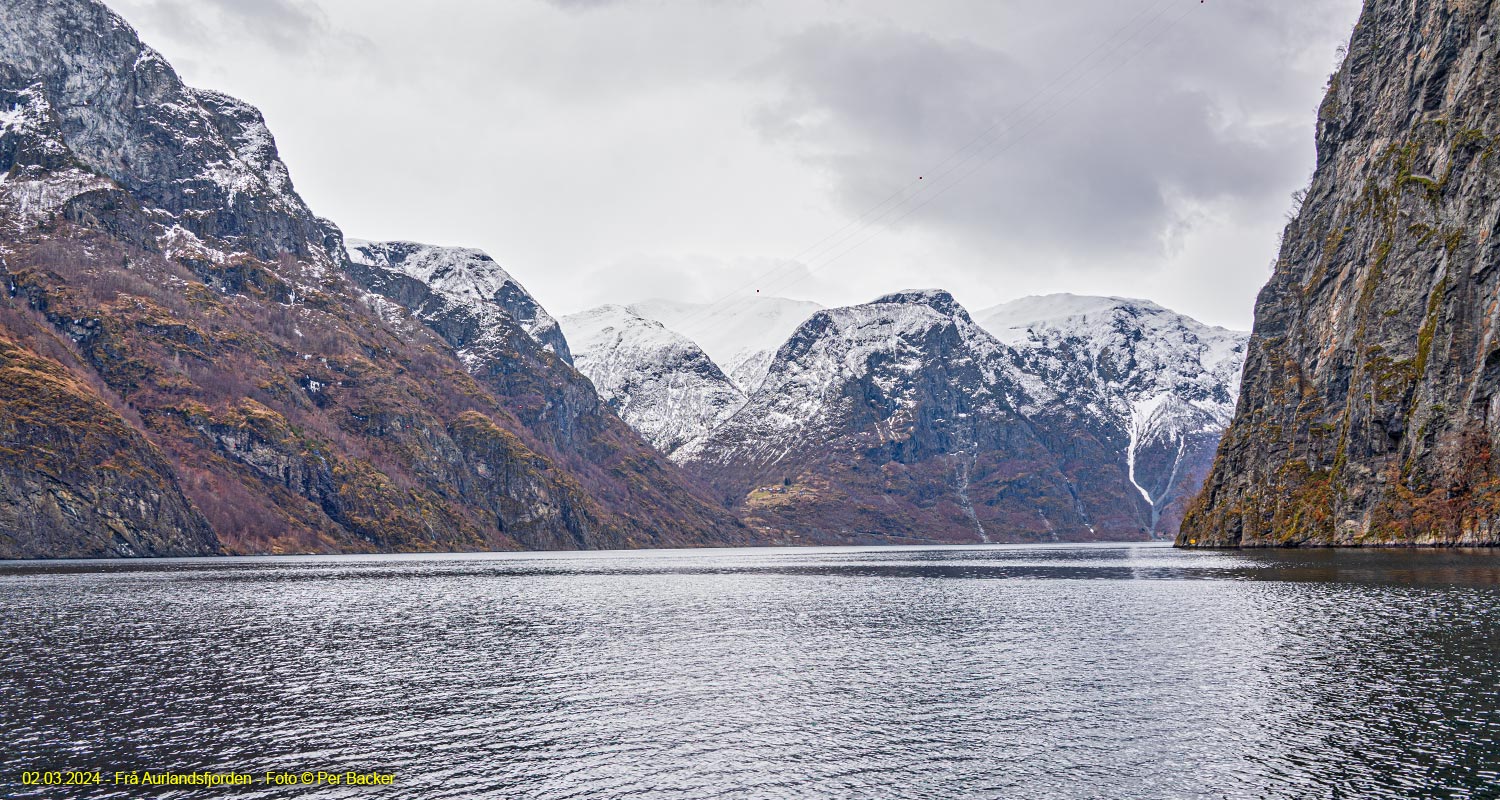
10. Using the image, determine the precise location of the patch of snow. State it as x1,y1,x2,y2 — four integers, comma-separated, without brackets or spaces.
346,238,570,359
1,168,113,226
560,304,745,454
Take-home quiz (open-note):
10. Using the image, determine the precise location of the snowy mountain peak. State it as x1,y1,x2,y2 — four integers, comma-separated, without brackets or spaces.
560,304,744,454
784,289,996,369
565,285,1247,542
979,293,1243,367
973,294,1248,536
976,294,1246,398
870,288,969,319
345,239,570,360
0,0,339,265
978,293,1163,340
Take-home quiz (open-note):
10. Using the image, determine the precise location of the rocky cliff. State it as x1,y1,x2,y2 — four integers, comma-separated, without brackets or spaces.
1182,0,1500,547
0,0,745,556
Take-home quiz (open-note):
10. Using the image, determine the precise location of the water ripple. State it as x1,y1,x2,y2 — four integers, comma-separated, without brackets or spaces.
1,544,1498,798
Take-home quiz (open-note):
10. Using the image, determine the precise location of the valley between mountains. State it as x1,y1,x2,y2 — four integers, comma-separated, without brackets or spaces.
0,0,1246,556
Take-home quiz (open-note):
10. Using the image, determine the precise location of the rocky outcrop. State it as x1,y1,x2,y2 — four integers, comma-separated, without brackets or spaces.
0,0,746,555
0,330,217,557
345,240,571,360
0,0,341,265
1181,0,1500,548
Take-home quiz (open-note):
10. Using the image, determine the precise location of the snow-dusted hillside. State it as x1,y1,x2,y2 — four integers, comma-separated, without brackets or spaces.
345,240,571,361
674,289,1138,543
974,294,1248,534
560,305,744,453
0,0,341,268
627,296,822,391
581,289,1246,541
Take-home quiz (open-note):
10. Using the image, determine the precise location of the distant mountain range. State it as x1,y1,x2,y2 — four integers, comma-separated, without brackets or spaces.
561,290,1246,543
0,0,1247,555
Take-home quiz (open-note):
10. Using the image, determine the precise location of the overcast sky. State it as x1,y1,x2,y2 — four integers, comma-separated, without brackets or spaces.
109,0,1361,329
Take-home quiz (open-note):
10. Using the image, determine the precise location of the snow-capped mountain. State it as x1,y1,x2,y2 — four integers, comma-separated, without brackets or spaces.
627,296,822,391
559,304,744,453
590,289,1246,543
0,0,748,555
345,239,571,361
974,294,1248,535
0,0,341,268
675,289,1137,543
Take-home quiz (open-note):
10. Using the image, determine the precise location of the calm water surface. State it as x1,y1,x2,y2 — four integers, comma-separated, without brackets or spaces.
1,543,1498,799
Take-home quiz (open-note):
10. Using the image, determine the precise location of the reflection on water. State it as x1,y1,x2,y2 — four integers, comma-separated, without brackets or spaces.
1,544,1497,799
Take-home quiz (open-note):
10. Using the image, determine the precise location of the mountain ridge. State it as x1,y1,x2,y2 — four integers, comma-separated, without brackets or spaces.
0,0,747,557
568,288,1247,544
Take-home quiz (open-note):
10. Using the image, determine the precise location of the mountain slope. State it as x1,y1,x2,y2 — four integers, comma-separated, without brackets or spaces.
559,304,744,453
0,328,217,557
975,294,1247,536
675,289,1136,544
345,240,570,361
586,288,1246,541
1183,0,1500,548
0,0,745,556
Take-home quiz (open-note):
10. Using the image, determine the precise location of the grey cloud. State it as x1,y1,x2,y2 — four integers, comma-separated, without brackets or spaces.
750,3,1350,263
107,0,1362,330
543,0,625,10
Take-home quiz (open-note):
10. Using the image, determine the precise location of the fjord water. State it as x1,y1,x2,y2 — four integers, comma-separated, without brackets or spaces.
2,545,1497,799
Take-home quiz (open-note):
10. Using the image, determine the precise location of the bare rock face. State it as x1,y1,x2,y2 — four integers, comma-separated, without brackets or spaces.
1182,0,1500,547
0,331,217,557
0,0,341,265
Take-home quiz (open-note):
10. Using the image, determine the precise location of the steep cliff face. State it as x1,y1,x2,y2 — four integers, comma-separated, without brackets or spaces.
1182,0,1500,547
0,0,341,266
0,330,217,557
0,0,745,556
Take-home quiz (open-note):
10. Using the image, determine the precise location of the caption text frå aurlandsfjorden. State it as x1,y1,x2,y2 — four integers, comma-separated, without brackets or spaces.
19,769,396,789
